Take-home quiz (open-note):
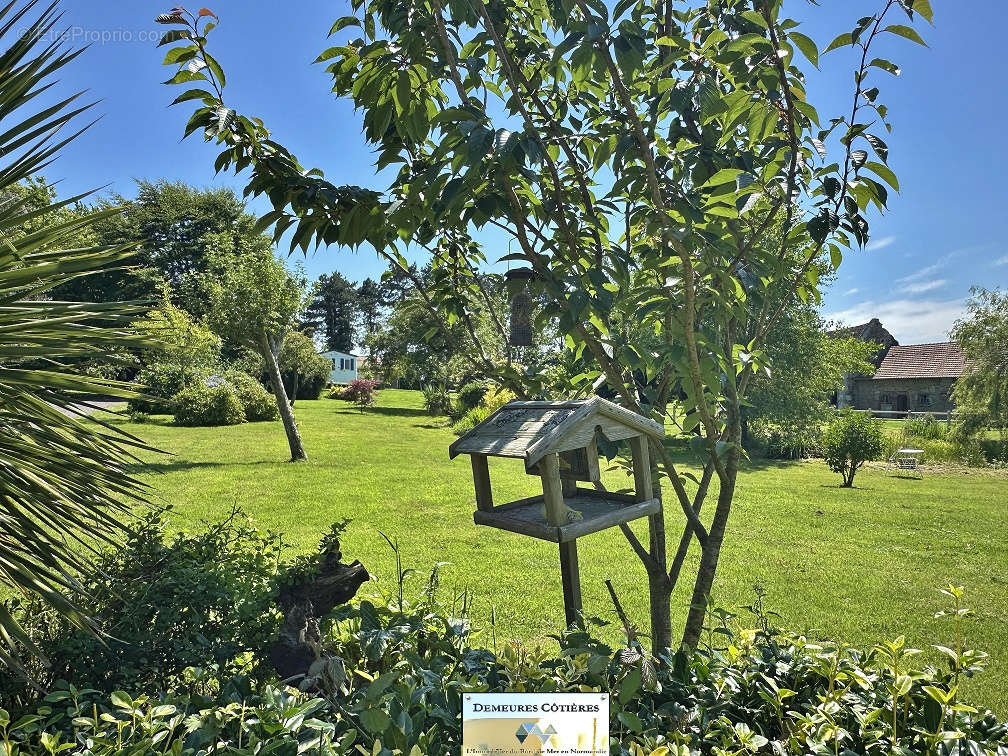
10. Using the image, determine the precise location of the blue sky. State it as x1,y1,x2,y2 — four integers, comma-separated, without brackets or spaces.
32,0,1008,344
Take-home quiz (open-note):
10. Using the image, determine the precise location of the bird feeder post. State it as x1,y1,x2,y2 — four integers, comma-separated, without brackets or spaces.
470,454,493,512
449,397,665,632
541,452,582,628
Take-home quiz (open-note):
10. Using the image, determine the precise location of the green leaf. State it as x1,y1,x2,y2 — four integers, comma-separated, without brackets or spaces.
157,29,191,47
884,24,927,46
329,16,362,35
360,708,391,733
700,168,742,189
907,0,934,23
789,32,818,67
864,161,899,191
169,88,216,106
869,58,901,75
824,32,852,53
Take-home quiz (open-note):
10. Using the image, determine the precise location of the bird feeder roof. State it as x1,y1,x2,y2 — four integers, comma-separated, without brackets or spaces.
448,397,664,469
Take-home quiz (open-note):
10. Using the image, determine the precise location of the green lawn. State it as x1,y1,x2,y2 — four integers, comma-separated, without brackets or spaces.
115,390,1008,712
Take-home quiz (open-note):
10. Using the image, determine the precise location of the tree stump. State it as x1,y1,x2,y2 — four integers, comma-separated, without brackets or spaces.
267,539,369,680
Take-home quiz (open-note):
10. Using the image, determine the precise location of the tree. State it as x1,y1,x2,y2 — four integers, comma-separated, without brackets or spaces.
0,0,154,674
356,277,383,344
304,272,358,352
952,288,1008,442
130,288,223,412
57,180,253,319
745,304,877,456
157,0,929,648
203,236,311,461
277,329,333,400
821,410,885,487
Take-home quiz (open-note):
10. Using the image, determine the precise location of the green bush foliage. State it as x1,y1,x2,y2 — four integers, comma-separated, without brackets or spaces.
0,511,281,705
277,330,332,400
456,380,489,413
421,384,452,416
3,575,1004,756
903,413,950,441
451,387,515,435
172,379,246,427
451,405,492,436
231,371,280,422
172,373,280,426
821,410,885,487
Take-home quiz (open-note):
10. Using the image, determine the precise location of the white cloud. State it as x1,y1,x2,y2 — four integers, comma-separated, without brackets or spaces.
896,261,945,285
844,288,860,296
827,298,966,344
899,279,946,294
866,235,896,252
994,254,1008,267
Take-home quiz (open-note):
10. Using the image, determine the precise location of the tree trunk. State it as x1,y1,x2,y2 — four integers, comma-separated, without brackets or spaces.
260,331,308,462
681,467,737,647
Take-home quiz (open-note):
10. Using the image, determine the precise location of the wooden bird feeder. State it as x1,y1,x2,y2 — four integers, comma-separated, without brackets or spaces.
449,397,665,628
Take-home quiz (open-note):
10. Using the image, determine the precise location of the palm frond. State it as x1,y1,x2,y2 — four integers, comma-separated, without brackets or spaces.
0,0,154,676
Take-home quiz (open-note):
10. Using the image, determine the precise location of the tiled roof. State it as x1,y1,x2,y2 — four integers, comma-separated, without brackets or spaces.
873,342,966,380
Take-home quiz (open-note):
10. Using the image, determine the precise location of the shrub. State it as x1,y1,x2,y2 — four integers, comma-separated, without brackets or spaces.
6,578,1005,756
749,422,820,459
882,433,986,468
821,410,884,487
456,380,489,413
451,386,516,435
903,413,950,440
130,362,197,414
343,378,379,412
0,511,281,704
451,405,492,436
172,378,246,426
231,371,280,422
326,383,349,400
421,384,452,416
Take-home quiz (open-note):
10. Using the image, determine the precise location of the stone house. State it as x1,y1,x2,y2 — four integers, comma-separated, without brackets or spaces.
830,318,898,408
852,341,966,413
829,318,966,413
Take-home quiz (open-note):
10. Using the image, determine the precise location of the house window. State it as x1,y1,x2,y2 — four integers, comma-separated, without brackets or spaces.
880,394,890,404
331,358,337,370
339,357,347,370
350,358,356,371
918,393,931,406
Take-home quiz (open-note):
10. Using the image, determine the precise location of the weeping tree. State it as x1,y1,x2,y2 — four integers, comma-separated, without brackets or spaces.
0,0,154,673
156,0,930,648
952,288,1008,443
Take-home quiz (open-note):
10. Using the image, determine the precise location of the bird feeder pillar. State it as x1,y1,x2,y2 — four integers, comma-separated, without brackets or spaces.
540,452,582,628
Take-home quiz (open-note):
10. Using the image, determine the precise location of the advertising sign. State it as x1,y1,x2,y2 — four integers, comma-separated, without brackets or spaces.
462,692,609,755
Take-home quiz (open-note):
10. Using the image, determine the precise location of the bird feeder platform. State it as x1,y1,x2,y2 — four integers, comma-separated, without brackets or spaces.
472,488,660,543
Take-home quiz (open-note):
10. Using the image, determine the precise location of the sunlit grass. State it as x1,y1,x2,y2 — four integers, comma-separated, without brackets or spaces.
113,389,1008,713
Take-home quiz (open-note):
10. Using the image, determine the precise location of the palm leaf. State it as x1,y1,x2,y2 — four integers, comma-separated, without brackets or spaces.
0,0,155,676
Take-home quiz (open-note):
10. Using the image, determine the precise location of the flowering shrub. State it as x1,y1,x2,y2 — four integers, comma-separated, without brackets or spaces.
342,378,379,412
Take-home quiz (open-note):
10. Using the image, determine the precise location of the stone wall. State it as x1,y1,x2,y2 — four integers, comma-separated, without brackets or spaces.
851,377,957,413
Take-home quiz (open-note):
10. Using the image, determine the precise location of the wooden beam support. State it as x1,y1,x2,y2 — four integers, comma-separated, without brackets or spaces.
630,435,653,501
470,454,493,512
539,452,566,526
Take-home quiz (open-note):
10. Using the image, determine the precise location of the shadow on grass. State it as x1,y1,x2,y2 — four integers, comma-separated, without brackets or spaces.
331,405,431,419
128,459,282,475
